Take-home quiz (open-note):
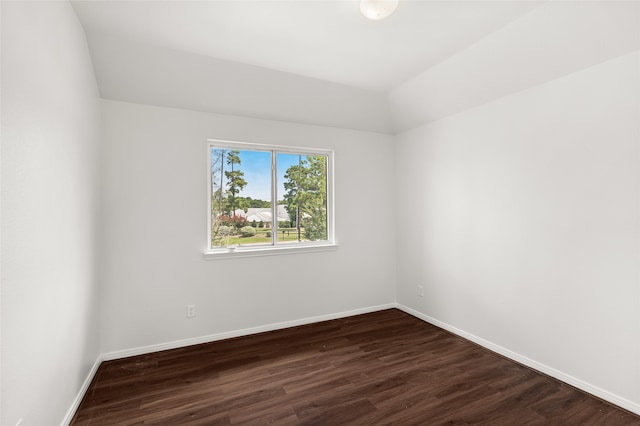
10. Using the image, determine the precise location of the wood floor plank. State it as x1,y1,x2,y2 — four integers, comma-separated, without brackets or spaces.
71,309,640,425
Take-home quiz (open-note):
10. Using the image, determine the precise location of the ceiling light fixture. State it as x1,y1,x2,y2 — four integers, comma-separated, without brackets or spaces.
360,0,399,21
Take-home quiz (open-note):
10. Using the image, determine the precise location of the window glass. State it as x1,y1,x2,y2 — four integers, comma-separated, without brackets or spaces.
208,141,332,252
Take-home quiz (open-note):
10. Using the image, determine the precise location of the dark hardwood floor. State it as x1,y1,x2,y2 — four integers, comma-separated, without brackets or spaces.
71,309,640,425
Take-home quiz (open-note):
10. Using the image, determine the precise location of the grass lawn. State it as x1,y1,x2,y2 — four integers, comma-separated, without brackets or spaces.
221,229,303,246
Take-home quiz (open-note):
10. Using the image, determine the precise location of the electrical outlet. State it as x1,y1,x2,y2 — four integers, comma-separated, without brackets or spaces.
417,285,424,297
187,304,196,318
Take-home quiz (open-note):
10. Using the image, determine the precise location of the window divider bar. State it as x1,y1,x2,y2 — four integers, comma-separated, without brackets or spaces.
271,151,278,246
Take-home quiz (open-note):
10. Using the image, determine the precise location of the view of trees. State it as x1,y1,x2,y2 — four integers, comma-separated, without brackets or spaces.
282,155,328,241
210,148,328,247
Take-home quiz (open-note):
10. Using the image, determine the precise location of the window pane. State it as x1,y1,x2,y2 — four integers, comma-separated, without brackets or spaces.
277,153,328,244
210,148,272,247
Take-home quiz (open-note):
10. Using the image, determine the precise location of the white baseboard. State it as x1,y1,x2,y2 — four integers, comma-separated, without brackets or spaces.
66,302,639,424
396,303,640,417
61,356,103,426
101,303,396,361
64,303,394,424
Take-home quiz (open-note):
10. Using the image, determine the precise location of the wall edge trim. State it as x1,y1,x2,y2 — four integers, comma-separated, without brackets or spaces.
101,303,396,362
396,303,640,416
61,356,103,426
64,303,396,423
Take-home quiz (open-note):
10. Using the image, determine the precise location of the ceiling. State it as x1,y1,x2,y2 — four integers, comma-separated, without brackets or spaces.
71,0,542,92
70,1,640,134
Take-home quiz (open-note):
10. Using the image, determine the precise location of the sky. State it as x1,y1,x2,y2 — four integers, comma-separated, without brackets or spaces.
211,149,305,202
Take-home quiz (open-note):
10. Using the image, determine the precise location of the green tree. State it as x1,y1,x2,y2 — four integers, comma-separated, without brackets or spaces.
283,155,327,241
233,196,271,209
224,150,247,215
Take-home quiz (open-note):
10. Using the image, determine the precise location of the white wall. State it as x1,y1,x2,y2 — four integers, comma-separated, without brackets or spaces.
100,100,396,355
396,50,640,411
1,2,102,425
82,32,393,134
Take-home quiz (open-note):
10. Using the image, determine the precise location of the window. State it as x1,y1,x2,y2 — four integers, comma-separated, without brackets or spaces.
205,140,335,258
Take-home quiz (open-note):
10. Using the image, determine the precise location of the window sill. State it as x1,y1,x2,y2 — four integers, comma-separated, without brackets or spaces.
203,243,339,260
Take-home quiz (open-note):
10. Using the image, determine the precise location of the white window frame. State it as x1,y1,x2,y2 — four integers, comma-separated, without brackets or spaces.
204,139,337,259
